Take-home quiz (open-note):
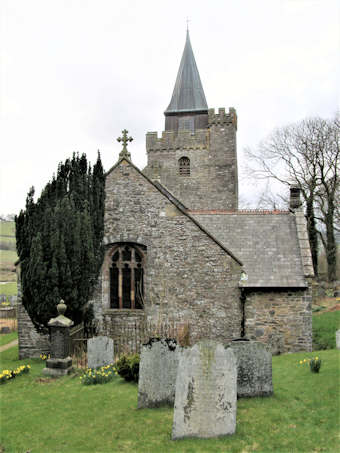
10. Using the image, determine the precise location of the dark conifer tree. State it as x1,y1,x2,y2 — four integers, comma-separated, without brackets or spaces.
15,152,105,332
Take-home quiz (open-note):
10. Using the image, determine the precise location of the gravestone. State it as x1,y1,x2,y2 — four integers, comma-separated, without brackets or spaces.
87,336,114,369
172,340,237,440
42,300,73,377
138,338,181,408
336,330,340,350
226,340,273,398
0,326,11,334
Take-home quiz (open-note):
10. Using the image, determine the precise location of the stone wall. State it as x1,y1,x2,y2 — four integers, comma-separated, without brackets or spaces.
96,158,243,346
145,107,238,211
15,265,50,359
244,285,312,354
17,288,50,359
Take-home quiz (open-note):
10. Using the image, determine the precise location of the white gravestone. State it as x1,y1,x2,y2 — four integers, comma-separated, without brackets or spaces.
172,340,237,440
87,336,114,369
138,338,181,408
336,330,340,350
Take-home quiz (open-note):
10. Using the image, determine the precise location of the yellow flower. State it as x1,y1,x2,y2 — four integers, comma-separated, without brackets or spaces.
315,357,318,360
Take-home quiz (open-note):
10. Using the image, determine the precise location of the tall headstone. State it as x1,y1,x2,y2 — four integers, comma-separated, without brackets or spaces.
336,330,340,350
226,340,273,398
172,340,237,440
87,336,114,369
42,300,74,377
138,338,181,408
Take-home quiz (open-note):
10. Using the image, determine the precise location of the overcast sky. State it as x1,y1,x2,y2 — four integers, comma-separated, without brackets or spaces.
1,0,339,215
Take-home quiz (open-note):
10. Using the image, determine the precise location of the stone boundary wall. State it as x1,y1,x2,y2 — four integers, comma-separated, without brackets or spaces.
244,286,312,354
17,301,50,359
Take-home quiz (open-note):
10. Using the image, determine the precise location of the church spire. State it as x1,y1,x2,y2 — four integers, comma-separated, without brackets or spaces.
165,31,208,114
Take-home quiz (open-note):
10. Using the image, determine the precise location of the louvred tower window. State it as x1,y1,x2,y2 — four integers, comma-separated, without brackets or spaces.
179,156,190,176
110,244,145,309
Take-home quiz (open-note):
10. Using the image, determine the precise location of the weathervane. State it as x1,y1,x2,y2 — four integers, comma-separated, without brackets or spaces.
117,129,133,160
186,17,190,32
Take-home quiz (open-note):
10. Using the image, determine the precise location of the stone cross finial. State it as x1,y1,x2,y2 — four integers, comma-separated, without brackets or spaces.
117,129,133,160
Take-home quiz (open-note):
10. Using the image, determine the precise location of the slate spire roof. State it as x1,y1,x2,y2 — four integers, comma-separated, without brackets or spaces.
165,31,208,114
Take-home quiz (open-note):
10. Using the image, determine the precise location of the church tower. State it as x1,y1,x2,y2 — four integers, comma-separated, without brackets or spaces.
145,31,238,210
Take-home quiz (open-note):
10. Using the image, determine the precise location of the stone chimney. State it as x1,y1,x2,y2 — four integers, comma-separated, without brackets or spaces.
289,184,302,210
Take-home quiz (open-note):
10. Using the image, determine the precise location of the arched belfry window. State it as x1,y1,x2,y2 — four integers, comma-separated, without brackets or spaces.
179,157,190,176
110,244,145,309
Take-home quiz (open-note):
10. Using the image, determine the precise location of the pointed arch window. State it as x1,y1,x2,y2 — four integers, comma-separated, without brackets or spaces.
179,157,190,176
110,244,145,309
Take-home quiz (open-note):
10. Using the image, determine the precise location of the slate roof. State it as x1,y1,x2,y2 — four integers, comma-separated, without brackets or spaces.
165,31,208,114
190,211,308,288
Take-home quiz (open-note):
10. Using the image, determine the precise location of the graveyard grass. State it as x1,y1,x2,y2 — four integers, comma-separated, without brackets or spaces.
1,345,339,453
0,331,17,347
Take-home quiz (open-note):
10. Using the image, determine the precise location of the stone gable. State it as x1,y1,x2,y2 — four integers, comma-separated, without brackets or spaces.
95,158,243,345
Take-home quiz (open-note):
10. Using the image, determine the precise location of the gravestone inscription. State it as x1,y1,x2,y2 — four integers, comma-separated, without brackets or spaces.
172,340,237,440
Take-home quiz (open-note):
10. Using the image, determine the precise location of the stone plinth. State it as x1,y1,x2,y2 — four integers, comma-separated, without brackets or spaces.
88,336,114,369
336,330,340,350
138,338,181,408
172,340,237,440
226,340,273,398
42,301,74,377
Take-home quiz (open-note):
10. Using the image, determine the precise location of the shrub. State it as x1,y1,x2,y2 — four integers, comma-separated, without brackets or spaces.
80,364,117,385
309,357,322,373
312,311,340,350
115,354,139,383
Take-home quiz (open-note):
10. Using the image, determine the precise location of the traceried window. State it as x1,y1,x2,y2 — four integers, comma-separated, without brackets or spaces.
179,156,190,176
110,244,145,309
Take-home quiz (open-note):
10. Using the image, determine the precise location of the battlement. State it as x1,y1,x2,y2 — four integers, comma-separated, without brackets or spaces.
208,107,237,130
146,129,209,153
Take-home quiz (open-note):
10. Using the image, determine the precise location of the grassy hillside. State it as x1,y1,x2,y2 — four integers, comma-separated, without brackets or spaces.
0,221,17,295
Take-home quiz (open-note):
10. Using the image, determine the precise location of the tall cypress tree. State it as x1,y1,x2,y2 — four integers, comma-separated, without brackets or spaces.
15,152,105,332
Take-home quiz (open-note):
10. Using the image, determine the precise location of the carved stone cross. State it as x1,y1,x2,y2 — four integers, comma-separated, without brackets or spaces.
117,129,133,160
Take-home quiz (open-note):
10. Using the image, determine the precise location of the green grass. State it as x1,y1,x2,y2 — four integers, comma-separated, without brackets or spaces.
0,282,17,296
0,221,15,237
0,249,18,265
0,345,339,453
313,311,340,350
0,331,18,347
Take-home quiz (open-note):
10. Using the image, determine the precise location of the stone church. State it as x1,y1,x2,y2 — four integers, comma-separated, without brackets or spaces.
17,32,314,358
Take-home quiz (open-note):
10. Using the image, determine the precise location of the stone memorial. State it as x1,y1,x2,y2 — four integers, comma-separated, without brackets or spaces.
42,300,74,377
172,340,237,440
226,339,273,398
138,338,181,408
87,335,114,369
336,330,340,350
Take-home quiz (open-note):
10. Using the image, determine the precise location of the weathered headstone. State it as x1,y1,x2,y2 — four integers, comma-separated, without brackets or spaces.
87,336,114,369
138,338,181,408
172,340,237,440
226,340,273,398
336,330,340,350
42,300,73,377
0,326,11,334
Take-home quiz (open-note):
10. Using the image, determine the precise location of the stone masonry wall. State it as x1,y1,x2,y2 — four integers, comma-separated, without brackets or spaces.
96,159,243,346
145,107,238,210
16,276,50,359
244,285,312,354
